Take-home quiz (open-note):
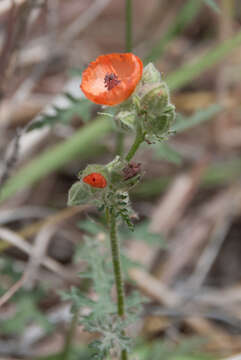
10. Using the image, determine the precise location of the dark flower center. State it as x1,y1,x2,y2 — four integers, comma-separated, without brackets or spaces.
104,73,121,91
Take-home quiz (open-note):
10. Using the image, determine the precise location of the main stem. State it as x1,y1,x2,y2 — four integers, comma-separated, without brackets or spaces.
109,209,128,360
62,309,79,360
125,123,145,162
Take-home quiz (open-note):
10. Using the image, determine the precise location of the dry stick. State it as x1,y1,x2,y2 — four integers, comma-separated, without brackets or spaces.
214,0,235,146
0,1,42,186
0,227,56,306
160,186,241,284
0,0,35,95
24,225,56,288
0,205,88,252
0,227,76,281
61,0,112,43
0,128,21,188
0,0,111,187
0,272,27,307
130,268,236,350
186,215,233,289
0,0,27,15
0,2,17,93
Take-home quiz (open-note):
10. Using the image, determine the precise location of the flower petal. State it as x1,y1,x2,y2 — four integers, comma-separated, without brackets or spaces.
83,172,107,188
81,53,143,106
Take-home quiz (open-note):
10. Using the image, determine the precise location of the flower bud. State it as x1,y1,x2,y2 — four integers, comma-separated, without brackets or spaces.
116,110,136,131
142,63,161,84
80,164,108,183
144,104,176,139
141,83,169,114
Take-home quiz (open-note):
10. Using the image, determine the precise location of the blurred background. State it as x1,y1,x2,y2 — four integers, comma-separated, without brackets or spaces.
0,0,241,359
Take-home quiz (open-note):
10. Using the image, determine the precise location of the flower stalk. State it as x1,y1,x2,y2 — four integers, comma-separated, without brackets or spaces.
125,123,145,162
68,51,176,359
109,207,128,360
62,309,79,360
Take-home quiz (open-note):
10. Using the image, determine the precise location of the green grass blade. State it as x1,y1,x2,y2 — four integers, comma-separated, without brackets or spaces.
144,0,202,64
203,0,220,13
133,158,241,198
166,28,241,91
154,142,183,165
172,104,222,133
0,117,112,203
125,0,132,52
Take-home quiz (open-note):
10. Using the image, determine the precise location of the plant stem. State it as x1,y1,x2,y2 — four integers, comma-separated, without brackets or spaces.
125,123,145,162
111,5,133,357
109,209,128,360
62,309,79,360
125,0,132,52
116,0,133,156
116,131,125,156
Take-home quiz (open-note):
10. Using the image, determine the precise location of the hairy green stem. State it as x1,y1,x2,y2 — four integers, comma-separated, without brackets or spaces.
112,4,133,354
125,124,145,162
62,309,79,360
109,209,128,360
116,131,125,156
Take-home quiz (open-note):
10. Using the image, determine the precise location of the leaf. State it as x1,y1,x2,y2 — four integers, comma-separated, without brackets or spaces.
154,142,182,165
202,158,241,186
202,0,220,13
68,181,90,206
0,297,52,335
171,105,221,133
28,96,93,131
59,287,94,308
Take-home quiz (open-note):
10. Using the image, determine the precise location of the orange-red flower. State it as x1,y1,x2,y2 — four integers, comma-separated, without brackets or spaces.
80,53,143,106
83,172,107,188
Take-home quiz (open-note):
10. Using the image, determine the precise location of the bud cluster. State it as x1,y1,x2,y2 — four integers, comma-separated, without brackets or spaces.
115,63,176,141
68,157,140,210
68,62,175,228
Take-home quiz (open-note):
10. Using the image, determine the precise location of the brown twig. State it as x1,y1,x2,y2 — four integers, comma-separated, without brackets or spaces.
0,227,77,282
0,272,27,307
0,128,21,188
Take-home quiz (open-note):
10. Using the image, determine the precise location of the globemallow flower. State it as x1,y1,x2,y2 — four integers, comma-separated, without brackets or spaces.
80,53,143,106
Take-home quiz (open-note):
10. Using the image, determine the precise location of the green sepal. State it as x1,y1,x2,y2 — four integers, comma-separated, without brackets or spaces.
144,103,175,137
116,110,137,131
106,156,124,187
68,181,90,206
141,82,170,114
142,62,161,84
79,164,109,182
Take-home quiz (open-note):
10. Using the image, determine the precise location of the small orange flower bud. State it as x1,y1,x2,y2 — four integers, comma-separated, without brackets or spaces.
83,172,107,188
80,53,143,106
